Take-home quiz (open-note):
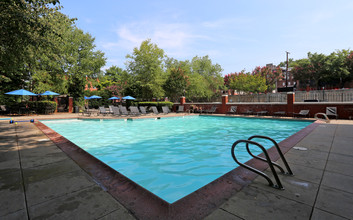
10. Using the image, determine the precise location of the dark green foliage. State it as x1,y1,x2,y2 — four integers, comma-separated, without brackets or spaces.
27,101,57,114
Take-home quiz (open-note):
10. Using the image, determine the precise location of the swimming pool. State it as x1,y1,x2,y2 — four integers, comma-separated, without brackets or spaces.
41,116,312,203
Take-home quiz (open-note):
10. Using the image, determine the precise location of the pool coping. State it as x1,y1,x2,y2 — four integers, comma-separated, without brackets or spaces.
35,117,320,219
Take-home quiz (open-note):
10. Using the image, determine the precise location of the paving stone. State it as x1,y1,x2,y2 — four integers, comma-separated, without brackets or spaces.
0,209,28,220
283,150,327,170
321,171,353,194
315,186,353,219
0,171,26,217
96,209,137,220
277,161,324,184
204,208,243,220
23,158,83,183
251,170,320,206
25,169,96,206
326,154,353,177
311,208,349,220
220,185,312,220
28,185,134,220
331,138,353,157
19,151,68,169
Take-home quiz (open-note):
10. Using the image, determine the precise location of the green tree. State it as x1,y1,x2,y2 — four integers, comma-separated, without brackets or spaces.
229,71,267,93
0,0,60,102
188,55,224,101
163,67,189,102
252,66,283,92
125,39,166,99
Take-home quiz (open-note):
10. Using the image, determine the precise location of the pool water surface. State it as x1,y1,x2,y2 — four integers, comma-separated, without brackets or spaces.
41,116,312,203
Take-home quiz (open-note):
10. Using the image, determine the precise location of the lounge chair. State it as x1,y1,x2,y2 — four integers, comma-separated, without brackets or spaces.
162,106,170,114
139,106,148,114
151,106,159,114
242,110,253,115
256,111,268,116
129,106,141,116
0,105,9,115
326,107,338,119
273,111,286,117
176,105,184,113
204,106,217,114
119,106,129,116
293,110,310,118
112,106,120,116
227,106,237,114
99,107,110,116
109,105,114,114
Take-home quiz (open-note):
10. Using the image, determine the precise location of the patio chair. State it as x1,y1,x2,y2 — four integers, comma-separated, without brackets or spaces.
129,106,141,116
162,106,170,114
242,110,253,115
0,105,9,115
326,107,338,119
176,105,184,113
204,106,217,114
109,105,114,114
273,111,286,117
256,110,268,116
293,110,310,118
139,106,148,114
227,106,237,114
99,106,110,116
151,106,159,114
119,106,129,116
112,106,120,116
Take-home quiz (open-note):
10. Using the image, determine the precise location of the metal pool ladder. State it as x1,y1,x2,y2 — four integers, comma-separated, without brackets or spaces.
231,135,293,190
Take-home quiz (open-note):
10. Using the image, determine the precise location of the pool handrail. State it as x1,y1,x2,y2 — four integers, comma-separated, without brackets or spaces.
247,135,293,176
231,139,284,189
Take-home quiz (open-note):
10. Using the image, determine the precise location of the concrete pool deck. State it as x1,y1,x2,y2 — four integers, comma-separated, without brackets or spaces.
1,113,352,219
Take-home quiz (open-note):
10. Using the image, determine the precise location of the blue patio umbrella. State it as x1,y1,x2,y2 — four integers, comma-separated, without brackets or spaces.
123,96,136,100
108,97,120,100
39,91,60,96
84,96,90,100
5,89,37,96
89,95,102,99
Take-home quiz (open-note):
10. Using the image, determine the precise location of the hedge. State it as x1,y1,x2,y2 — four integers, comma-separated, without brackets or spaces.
27,101,57,114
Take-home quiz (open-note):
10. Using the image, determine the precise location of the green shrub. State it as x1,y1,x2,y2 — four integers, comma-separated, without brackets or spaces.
28,101,57,114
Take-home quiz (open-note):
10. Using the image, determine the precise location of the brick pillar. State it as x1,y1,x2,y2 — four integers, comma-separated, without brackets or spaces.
54,97,58,113
221,95,228,114
180,96,186,105
287,92,295,117
68,97,73,113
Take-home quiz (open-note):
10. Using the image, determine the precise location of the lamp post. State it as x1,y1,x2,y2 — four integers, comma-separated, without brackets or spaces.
285,51,290,87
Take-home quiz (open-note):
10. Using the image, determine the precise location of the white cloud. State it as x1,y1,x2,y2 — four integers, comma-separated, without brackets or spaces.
101,21,210,58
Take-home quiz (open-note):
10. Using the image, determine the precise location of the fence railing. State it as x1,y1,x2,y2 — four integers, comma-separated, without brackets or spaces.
294,89,353,102
228,93,287,103
228,89,353,103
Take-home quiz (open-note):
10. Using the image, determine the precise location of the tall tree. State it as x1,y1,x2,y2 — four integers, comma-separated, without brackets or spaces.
252,66,283,92
0,0,60,100
163,67,189,102
125,39,166,99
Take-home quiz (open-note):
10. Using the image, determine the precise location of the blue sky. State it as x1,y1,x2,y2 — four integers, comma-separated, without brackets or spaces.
59,0,353,75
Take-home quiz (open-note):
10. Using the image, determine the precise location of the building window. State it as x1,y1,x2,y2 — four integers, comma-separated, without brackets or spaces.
282,82,285,86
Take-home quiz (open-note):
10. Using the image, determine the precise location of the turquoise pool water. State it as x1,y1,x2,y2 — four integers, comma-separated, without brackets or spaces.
41,116,312,203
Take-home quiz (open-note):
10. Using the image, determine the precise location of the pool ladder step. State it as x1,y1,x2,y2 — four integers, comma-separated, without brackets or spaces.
231,135,293,190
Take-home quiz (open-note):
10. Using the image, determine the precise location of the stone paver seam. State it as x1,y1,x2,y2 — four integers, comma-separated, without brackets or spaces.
218,207,246,220
27,184,96,209
14,124,30,219
309,124,338,219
